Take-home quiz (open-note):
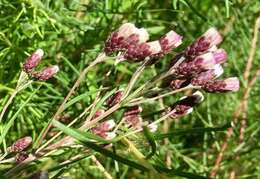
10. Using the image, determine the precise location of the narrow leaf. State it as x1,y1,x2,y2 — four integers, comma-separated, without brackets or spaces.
154,123,231,140
154,165,209,179
53,120,148,171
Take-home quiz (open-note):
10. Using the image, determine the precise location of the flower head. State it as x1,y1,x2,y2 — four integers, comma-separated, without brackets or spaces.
32,65,59,81
185,28,222,58
104,23,149,55
159,30,182,53
9,136,32,153
106,90,124,107
15,151,29,163
168,91,204,118
202,77,240,93
91,120,116,140
23,49,44,73
191,64,223,86
123,40,162,61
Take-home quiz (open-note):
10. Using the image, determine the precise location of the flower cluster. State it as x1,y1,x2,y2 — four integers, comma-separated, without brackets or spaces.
104,23,182,62
8,136,32,163
22,49,59,81
102,25,240,134
169,28,239,93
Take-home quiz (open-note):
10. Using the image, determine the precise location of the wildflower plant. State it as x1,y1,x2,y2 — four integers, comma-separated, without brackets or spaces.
0,18,242,178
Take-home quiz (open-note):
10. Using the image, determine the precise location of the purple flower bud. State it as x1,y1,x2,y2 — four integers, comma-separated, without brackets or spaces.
191,64,223,86
10,136,32,153
168,91,204,118
159,30,182,53
106,90,124,107
185,28,222,58
175,52,217,76
123,106,143,129
23,49,44,73
104,23,149,54
202,77,240,93
91,120,116,139
123,40,162,61
15,151,29,163
32,65,59,81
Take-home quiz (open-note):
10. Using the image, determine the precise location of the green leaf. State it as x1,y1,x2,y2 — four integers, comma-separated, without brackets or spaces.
53,120,148,171
63,89,103,110
143,126,157,159
154,123,231,140
52,120,110,143
154,165,209,179
48,154,92,172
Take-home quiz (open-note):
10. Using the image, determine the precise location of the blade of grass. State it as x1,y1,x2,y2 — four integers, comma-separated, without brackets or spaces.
154,123,231,140
52,120,148,171
0,85,41,144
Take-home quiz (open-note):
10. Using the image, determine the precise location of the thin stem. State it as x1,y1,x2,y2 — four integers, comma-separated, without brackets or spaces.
36,53,107,147
0,80,33,123
35,104,93,154
122,58,150,99
129,86,201,106
116,110,179,141
121,137,161,178
91,155,113,179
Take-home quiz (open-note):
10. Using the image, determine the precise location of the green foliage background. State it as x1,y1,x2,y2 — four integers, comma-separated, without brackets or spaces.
0,0,259,178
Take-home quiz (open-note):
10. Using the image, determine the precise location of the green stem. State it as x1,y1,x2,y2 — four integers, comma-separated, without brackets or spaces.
121,137,162,178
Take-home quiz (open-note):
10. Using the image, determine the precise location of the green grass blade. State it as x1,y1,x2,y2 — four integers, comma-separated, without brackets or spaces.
0,85,41,144
52,120,148,171
154,165,209,179
52,120,110,143
154,123,231,140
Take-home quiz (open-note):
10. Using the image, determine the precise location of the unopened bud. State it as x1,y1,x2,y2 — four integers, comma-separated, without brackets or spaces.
123,106,143,129
213,48,227,64
170,79,191,89
23,49,44,73
191,64,223,86
91,120,116,139
33,65,59,81
185,28,222,58
202,77,240,93
104,23,149,55
160,30,182,53
10,136,32,153
168,91,204,118
15,151,29,163
106,90,124,107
